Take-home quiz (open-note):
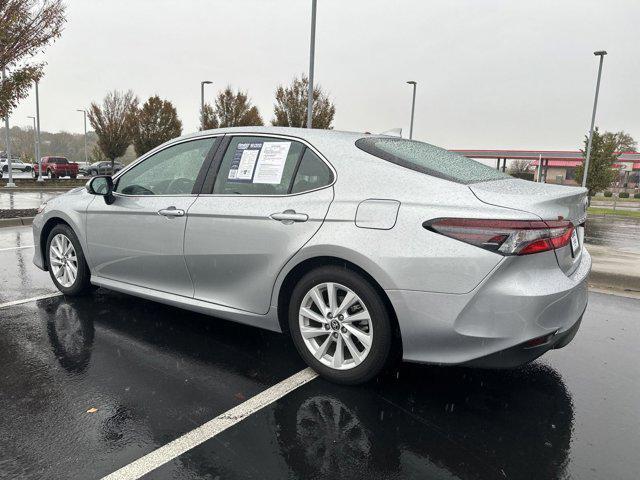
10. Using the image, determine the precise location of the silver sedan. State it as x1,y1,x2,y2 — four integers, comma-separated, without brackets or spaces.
32,127,590,384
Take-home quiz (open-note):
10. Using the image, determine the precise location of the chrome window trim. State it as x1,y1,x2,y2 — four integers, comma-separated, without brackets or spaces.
199,131,337,198
111,134,224,198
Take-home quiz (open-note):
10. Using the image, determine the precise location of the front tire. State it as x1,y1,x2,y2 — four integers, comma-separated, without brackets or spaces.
46,224,92,295
289,266,392,385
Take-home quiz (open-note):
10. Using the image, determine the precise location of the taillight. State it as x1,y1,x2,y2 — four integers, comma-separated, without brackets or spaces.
424,218,574,256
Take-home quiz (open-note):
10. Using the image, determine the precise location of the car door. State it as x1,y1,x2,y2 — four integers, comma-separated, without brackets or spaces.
85,136,219,297
184,134,335,315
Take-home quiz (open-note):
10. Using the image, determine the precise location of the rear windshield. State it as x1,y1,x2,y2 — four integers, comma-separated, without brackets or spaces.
355,137,509,184
51,157,68,164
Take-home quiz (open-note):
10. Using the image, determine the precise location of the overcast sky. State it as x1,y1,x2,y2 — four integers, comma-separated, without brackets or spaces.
8,0,640,150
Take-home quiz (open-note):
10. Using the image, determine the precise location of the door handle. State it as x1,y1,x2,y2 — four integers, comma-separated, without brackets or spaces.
270,210,309,223
158,207,185,217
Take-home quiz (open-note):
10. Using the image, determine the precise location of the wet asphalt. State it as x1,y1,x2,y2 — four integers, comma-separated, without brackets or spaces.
0,225,639,480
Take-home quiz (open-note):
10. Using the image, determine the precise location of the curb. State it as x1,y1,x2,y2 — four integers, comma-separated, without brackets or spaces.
589,270,640,294
0,216,34,228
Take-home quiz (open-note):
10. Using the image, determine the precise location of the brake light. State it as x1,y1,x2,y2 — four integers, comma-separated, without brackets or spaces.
424,218,574,256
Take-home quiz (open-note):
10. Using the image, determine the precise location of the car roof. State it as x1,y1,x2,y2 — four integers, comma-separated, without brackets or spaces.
183,126,368,149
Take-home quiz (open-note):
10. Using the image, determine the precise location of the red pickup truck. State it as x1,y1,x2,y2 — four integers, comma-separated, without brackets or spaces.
33,156,79,179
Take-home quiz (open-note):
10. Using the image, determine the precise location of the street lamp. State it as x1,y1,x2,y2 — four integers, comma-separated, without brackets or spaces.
582,50,607,189
35,80,43,182
27,116,37,169
307,0,317,129
406,81,417,140
200,80,213,129
77,109,88,164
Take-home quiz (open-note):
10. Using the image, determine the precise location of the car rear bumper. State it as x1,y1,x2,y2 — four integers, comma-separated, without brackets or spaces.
462,306,585,368
387,248,591,366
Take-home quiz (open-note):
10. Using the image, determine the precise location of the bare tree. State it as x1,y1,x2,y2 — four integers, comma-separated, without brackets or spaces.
272,74,335,129
0,0,66,118
214,87,264,127
132,95,182,156
508,159,532,175
88,90,138,172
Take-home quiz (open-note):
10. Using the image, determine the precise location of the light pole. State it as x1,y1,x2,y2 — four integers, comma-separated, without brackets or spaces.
35,80,43,182
406,81,417,140
77,109,88,164
27,116,37,168
307,0,317,129
200,80,213,129
2,66,16,187
582,50,607,189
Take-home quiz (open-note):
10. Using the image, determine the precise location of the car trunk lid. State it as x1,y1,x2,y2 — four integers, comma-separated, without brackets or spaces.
469,178,588,275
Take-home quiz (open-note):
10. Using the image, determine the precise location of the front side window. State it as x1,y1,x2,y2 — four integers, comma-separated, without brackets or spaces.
214,136,305,195
356,137,509,184
116,137,216,195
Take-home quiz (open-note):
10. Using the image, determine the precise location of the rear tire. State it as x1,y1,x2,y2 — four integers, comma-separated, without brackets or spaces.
46,224,92,296
289,266,392,385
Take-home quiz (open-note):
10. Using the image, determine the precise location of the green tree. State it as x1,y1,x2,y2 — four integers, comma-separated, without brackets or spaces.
214,87,264,127
0,0,66,118
575,128,618,197
88,90,138,172
272,74,335,129
132,95,182,156
200,103,218,131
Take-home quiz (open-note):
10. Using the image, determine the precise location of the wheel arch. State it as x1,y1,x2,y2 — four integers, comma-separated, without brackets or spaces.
39,214,86,270
275,255,402,357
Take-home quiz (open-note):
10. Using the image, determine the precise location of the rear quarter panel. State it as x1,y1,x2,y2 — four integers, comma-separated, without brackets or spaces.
272,143,540,298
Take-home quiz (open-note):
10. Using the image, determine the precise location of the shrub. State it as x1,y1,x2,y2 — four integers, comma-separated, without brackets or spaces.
603,191,613,197
618,192,629,198
634,193,640,199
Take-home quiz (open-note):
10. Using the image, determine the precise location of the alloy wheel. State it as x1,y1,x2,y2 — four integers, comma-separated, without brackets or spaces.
299,282,373,370
49,233,78,288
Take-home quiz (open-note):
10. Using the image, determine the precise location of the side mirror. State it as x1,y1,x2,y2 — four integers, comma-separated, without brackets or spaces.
86,176,115,204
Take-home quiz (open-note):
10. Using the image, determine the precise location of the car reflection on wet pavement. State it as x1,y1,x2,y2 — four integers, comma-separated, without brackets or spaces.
0,225,639,480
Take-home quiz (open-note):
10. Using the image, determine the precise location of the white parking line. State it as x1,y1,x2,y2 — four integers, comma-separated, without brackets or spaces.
0,245,34,252
0,292,62,309
101,367,319,480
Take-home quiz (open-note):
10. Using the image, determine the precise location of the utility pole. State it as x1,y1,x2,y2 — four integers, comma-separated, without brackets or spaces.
200,80,213,130
406,81,417,139
77,109,88,164
27,116,37,168
306,0,317,129
35,80,43,182
582,50,607,188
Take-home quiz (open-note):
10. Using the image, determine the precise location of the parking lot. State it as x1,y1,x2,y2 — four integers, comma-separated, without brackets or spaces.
1,223,638,480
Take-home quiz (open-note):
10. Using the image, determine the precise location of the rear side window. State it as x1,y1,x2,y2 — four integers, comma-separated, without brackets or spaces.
291,149,333,194
355,137,509,184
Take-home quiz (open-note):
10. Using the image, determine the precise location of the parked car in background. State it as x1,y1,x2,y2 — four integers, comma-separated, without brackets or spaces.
32,127,591,385
1,157,32,173
76,162,90,176
85,161,124,176
33,156,79,179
